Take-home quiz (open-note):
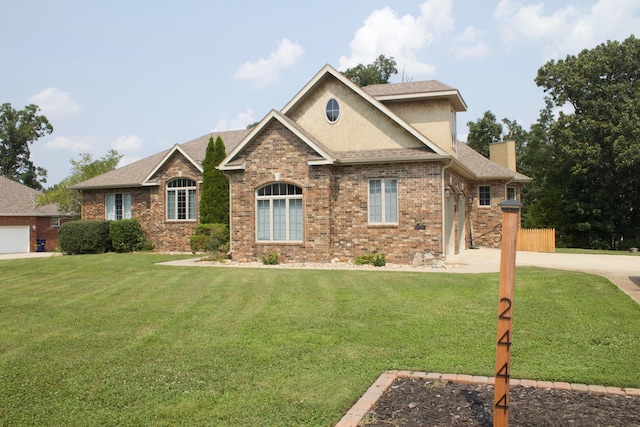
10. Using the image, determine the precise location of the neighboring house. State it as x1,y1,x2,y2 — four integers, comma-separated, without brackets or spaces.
73,64,530,262
0,176,73,253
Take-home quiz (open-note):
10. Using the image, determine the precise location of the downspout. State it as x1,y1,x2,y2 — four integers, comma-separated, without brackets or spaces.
223,171,233,257
441,158,454,258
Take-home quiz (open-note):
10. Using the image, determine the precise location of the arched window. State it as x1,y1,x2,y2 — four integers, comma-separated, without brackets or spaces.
256,183,303,241
166,178,196,220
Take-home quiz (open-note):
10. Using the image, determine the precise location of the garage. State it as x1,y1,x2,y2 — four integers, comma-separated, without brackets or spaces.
0,226,30,254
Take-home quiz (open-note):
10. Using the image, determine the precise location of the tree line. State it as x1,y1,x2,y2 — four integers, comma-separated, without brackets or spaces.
467,35,639,249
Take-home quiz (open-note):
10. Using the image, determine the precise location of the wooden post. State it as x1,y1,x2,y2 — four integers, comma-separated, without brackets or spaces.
493,199,521,427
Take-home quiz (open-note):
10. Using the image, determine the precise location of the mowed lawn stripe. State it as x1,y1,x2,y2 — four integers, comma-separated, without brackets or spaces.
0,253,638,426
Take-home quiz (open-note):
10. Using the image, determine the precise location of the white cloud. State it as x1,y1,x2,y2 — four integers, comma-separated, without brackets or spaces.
338,0,455,78
494,0,640,59
44,136,91,151
112,134,143,152
233,39,304,88
28,88,81,119
212,108,256,132
450,26,491,60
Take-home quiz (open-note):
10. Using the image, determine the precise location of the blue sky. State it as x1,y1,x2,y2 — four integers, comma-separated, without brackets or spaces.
1,0,638,185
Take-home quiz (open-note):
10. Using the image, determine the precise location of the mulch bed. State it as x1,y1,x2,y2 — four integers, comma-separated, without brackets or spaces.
359,377,640,426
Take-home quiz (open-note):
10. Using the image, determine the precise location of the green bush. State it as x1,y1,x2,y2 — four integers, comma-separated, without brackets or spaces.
58,220,112,255
109,219,150,253
354,251,386,267
190,223,230,255
262,252,279,265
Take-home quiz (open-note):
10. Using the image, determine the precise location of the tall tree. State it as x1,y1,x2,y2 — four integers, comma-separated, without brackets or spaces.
465,111,503,158
535,35,640,248
199,136,228,225
343,55,398,87
0,103,52,189
37,150,122,216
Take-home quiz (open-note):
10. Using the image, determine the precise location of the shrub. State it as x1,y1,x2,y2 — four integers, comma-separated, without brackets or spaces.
190,223,230,255
354,251,386,267
59,220,112,255
109,219,150,253
262,252,279,265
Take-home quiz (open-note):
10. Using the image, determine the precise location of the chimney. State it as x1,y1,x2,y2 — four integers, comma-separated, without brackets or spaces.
490,140,516,171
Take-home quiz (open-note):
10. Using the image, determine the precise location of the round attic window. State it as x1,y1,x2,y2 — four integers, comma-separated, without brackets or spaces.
325,98,340,123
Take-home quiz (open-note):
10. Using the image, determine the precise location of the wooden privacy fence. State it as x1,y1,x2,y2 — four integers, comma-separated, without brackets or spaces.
517,228,556,253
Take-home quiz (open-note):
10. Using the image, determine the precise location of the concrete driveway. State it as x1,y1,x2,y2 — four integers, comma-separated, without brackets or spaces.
448,248,640,304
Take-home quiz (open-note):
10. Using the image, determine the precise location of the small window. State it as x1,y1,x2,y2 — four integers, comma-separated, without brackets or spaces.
507,187,517,201
106,193,132,220
451,110,457,149
51,217,61,227
479,186,491,206
369,179,398,224
326,98,340,123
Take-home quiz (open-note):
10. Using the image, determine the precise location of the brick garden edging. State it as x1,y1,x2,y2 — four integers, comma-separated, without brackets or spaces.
335,370,640,427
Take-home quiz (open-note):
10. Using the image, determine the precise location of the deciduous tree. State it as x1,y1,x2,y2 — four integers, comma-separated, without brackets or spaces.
37,150,122,216
343,55,398,87
0,103,52,189
535,35,640,248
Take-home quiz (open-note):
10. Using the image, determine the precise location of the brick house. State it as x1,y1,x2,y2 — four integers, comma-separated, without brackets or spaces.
0,176,73,253
73,65,530,262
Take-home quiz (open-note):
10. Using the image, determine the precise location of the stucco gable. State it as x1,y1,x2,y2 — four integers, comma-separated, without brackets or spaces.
279,65,447,156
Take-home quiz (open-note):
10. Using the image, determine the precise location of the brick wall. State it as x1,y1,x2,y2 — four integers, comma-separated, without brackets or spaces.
81,152,202,252
226,121,464,264
469,181,521,248
0,216,69,252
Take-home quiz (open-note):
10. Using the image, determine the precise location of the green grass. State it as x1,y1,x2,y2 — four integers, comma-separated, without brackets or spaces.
556,247,640,256
1,253,639,426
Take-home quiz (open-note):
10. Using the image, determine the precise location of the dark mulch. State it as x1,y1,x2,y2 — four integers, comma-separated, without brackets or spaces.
359,377,640,426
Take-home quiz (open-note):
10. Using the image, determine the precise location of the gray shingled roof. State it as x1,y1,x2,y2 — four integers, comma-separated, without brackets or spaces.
0,176,68,216
72,129,250,189
363,80,455,96
457,142,531,182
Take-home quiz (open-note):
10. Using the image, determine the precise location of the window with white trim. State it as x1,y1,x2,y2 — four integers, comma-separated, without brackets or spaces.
507,186,517,200
106,193,132,220
256,183,303,241
369,179,398,224
326,98,340,123
479,185,491,206
451,109,457,149
166,178,196,220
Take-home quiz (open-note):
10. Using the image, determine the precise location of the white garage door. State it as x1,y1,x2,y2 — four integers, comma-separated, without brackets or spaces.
0,226,30,254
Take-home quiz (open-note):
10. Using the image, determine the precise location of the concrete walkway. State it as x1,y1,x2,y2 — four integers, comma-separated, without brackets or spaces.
447,248,640,305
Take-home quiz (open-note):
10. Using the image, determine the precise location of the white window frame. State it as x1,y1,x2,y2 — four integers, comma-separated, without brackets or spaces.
507,186,517,201
166,178,197,221
325,98,340,124
106,193,132,220
368,178,398,224
256,183,303,242
479,185,491,206
451,109,457,150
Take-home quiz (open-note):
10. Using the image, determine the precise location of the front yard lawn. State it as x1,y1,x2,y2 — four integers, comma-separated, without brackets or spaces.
1,253,638,426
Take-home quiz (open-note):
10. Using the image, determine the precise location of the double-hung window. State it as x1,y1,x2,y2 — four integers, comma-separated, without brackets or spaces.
106,193,132,220
167,178,196,220
479,185,491,206
369,179,398,224
256,183,303,242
